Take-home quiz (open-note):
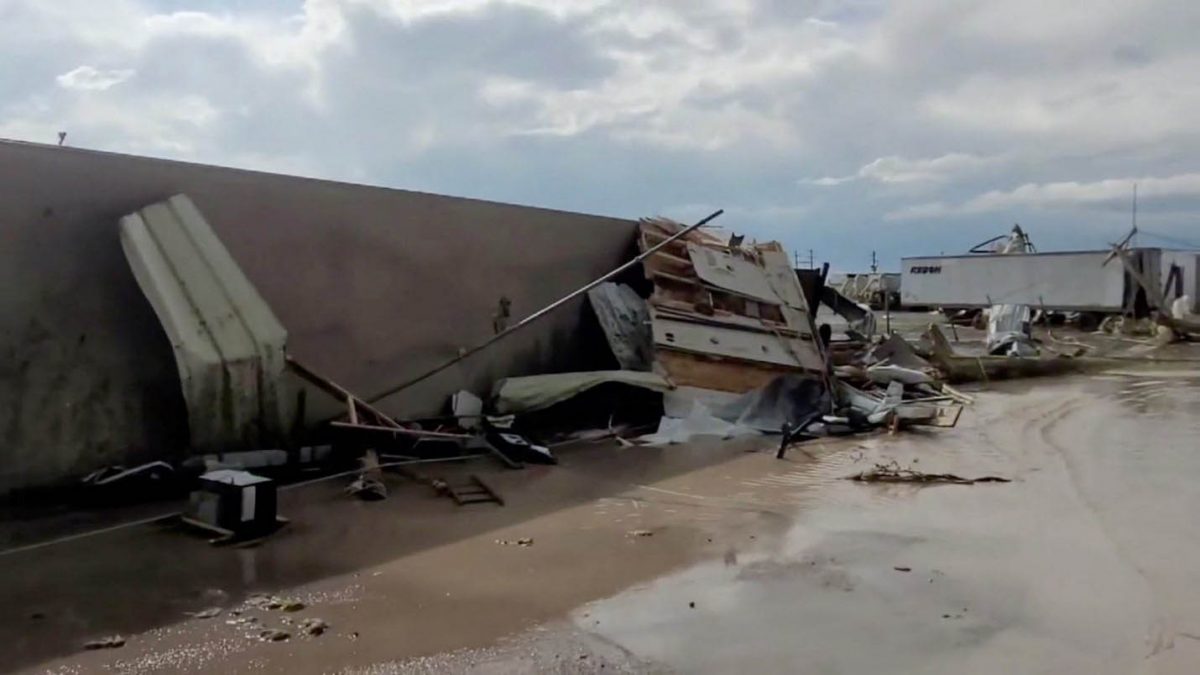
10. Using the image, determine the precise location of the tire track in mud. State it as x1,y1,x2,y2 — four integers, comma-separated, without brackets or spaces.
1033,381,1178,662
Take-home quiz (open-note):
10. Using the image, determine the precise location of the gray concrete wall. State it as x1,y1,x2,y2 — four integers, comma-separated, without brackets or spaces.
0,140,638,494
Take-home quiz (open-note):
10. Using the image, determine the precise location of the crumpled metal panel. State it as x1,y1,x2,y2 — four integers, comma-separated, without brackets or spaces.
120,194,292,451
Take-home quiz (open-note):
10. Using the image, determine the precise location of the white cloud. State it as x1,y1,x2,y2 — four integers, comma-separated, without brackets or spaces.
803,152,1003,187
55,66,134,91
4,0,1200,269
921,56,1200,150
886,172,1200,220
476,5,858,149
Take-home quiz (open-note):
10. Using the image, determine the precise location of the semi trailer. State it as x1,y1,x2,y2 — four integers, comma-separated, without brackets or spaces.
901,247,1199,321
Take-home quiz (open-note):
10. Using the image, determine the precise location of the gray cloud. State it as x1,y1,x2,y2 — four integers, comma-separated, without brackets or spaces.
887,172,1200,221
2,0,1200,268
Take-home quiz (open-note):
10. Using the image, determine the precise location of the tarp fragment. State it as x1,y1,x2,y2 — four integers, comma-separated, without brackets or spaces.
492,371,673,415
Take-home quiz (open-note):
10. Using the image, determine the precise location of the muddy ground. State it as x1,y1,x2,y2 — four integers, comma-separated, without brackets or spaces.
6,359,1200,673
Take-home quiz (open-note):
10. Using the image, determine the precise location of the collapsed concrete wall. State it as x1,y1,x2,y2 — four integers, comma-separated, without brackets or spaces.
0,140,638,494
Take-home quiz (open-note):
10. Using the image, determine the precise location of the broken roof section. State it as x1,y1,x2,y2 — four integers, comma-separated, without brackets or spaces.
638,217,825,392
120,194,292,451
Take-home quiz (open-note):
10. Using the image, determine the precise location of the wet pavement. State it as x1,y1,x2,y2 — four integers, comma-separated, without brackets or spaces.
561,371,1200,674
9,369,1200,674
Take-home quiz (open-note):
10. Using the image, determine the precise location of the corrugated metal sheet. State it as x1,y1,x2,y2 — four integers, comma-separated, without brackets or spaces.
587,282,654,370
120,194,292,451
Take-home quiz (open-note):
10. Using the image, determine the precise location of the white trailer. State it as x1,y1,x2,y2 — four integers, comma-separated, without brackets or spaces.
900,248,1198,314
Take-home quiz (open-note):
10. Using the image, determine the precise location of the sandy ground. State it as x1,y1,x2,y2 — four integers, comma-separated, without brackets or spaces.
8,366,1200,674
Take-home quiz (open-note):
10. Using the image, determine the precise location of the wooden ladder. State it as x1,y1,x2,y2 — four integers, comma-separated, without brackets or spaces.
445,475,505,506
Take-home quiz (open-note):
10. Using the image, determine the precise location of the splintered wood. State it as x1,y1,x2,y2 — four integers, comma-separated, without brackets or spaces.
637,218,826,393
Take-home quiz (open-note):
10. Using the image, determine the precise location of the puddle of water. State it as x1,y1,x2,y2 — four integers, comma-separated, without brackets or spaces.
567,374,1200,674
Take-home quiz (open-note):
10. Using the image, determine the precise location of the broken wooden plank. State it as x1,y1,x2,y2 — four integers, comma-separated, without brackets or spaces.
653,305,798,336
653,313,824,370
655,348,798,393
286,356,405,429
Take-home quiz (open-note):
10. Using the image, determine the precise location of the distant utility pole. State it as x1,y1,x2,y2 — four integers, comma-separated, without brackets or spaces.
1132,183,1138,247
57,131,67,146
808,249,814,269
870,250,878,273
793,250,800,269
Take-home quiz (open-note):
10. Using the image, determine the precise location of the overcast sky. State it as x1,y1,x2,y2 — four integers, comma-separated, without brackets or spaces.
3,0,1199,269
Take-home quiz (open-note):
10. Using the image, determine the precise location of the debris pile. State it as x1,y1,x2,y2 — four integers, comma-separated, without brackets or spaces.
633,217,825,392
67,199,1198,547
67,203,988,523
83,636,126,650
848,461,1010,485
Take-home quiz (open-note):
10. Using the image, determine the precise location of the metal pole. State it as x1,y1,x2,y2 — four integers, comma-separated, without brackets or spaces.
885,284,891,334
365,209,725,403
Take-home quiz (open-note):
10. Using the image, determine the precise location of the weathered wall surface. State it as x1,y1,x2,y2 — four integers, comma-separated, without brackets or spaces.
0,140,637,494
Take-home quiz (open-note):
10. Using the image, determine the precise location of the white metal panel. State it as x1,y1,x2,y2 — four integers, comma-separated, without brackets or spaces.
900,251,1127,310
685,244,811,311
120,194,292,451
652,314,824,370
760,249,811,310
686,243,779,303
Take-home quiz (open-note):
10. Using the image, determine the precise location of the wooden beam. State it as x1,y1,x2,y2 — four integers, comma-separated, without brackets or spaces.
286,356,405,429
329,420,474,440
655,348,803,393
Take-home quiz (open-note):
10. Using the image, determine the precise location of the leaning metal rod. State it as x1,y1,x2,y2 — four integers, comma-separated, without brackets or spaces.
365,209,725,403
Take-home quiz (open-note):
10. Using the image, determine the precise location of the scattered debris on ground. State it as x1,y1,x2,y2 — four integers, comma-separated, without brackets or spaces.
256,628,290,642
346,450,387,501
299,618,328,636
495,537,535,547
628,529,655,538
848,462,1011,485
186,607,222,619
82,636,125,650
246,594,307,612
